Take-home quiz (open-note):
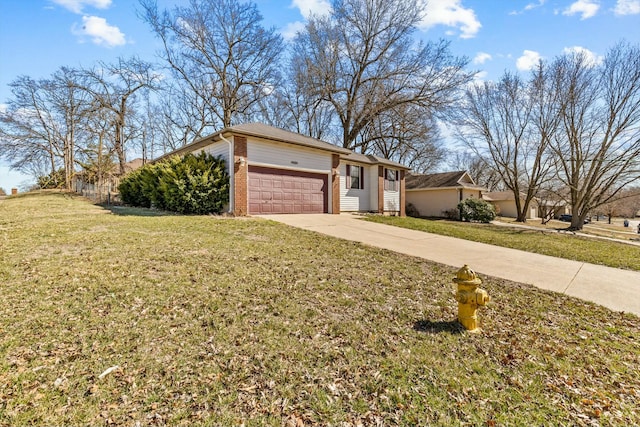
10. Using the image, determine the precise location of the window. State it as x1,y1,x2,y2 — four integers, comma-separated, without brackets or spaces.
346,164,364,189
384,168,399,192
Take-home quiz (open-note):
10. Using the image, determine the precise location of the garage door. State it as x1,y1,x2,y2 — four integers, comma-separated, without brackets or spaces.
248,166,328,214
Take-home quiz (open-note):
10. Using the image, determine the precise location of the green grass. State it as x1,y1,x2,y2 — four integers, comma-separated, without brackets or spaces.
363,215,640,271
1,192,639,426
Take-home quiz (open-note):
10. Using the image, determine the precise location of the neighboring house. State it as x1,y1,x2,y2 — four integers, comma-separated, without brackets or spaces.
482,191,540,219
74,158,145,203
155,123,408,216
405,171,486,217
536,190,572,220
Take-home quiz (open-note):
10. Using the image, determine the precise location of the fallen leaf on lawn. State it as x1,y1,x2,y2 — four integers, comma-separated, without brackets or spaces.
98,365,120,379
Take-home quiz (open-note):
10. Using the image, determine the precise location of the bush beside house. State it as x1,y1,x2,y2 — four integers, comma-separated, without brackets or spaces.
458,198,496,223
119,152,229,214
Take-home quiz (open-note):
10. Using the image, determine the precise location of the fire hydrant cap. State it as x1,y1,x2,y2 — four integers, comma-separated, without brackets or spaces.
453,264,482,285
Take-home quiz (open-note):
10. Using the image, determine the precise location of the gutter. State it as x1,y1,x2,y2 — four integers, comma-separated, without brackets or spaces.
218,132,234,214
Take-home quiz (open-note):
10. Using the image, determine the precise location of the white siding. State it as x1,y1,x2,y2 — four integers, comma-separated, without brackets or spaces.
203,141,231,174
383,169,401,212
339,163,371,211
248,139,331,173
384,189,400,212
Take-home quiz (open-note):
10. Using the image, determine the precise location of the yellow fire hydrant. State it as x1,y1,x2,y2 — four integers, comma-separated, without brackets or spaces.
454,264,490,332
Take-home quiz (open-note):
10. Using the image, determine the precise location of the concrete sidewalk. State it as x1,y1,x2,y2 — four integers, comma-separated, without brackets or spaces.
261,214,640,316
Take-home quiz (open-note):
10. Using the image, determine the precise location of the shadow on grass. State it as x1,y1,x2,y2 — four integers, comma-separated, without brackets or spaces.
413,319,465,334
102,205,177,217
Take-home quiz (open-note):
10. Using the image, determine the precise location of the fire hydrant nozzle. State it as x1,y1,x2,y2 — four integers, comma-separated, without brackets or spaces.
453,264,490,332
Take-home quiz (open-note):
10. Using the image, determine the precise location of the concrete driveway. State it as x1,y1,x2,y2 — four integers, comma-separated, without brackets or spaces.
260,213,640,316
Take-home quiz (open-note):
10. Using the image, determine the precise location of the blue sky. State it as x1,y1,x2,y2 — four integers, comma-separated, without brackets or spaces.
1,0,639,191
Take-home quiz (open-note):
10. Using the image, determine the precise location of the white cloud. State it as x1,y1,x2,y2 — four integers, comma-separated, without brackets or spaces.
51,0,111,14
614,0,640,15
71,15,126,47
510,0,546,15
516,50,542,71
418,0,481,39
281,21,306,41
525,0,547,11
472,70,488,84
562,0,600,19
290,0,331,19
562,46,604,66
473,52,492,64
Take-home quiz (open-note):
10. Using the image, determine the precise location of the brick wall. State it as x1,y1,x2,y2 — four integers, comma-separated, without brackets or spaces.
332,154,340,214
233,136,248,216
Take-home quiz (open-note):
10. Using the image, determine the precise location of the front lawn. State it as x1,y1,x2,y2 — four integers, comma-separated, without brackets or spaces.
1,192,639,426
363,215,640,271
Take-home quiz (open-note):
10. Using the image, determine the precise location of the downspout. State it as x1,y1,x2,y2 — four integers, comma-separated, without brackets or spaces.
219,133,234,214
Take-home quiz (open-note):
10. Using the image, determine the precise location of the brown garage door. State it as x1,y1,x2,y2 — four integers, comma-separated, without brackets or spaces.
248,166,328,214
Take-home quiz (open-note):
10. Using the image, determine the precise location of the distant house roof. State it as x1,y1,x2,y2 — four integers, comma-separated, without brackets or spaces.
482,191,515,202
406,171,485,191
124,158,144,173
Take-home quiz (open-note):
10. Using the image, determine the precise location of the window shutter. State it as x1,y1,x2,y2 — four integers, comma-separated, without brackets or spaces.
384,169,388,191
360,166,364,189
395,170,399,191
346,164,350,189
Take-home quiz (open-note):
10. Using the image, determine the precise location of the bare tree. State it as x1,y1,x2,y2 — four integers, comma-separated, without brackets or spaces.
140,0,284,132
294,0,472,151
455,71,555,222
360,104,445,172
252,74,337,142
81,57,159,174
0,68,92,189
447,151,502,191
550,42,640,229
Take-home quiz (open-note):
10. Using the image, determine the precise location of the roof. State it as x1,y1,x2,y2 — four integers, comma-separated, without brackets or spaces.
157,123,351,161
340,152,409,170
482,191,515,202
228,123,352,154
124,158,144,173
155,123,409,169
405,171,484,190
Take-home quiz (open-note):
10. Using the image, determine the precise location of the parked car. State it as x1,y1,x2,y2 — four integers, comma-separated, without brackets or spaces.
558,214,589,224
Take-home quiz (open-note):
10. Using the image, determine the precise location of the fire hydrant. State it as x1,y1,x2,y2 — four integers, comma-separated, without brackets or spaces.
454,264,490,332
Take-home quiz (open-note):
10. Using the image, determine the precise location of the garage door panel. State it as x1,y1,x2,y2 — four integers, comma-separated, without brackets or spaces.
248,166,328,214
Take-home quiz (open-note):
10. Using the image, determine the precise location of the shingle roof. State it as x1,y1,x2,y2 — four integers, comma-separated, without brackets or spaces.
340,152,409,170
156,123,352,162
155,123,410,169
406,171,483,190
482,191,515,202
124,158,144,172
228,123,351,154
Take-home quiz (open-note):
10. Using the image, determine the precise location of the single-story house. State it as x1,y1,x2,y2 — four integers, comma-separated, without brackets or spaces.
74,158,145,203
156,123,408,216
536,190,572,219
405,171,486,217
482,191,540,219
